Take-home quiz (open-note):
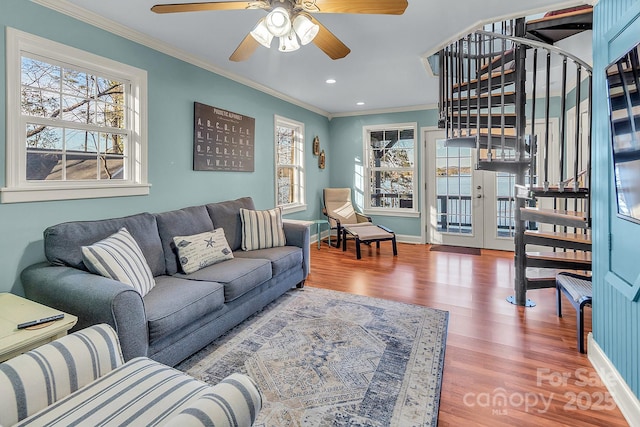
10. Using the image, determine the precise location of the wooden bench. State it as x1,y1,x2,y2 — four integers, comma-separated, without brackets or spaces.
556,272,592,353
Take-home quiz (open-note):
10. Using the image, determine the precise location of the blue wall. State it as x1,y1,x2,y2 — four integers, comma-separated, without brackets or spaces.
0,1,330,294
328,110,439,237
592,0,640,398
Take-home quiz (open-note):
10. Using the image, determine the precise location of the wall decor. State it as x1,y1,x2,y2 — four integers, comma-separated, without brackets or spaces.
312,136,320,156
319,149,326,169
193,102,255,172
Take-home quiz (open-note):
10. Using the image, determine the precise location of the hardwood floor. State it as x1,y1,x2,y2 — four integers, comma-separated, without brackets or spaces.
305,241,629,427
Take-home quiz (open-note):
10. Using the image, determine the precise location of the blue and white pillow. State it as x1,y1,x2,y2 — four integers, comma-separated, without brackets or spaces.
173,228,234,274
82,227,155,297
239,207,286,251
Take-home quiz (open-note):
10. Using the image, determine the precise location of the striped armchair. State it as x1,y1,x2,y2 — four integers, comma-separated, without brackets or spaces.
0,324,262,426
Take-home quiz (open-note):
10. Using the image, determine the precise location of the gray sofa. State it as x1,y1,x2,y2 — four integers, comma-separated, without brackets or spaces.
21,197,309,367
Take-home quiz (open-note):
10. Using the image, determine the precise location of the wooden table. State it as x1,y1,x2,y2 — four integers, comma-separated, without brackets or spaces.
0,293,77,362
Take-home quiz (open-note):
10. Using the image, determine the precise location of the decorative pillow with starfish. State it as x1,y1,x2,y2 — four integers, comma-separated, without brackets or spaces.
173,228,234,274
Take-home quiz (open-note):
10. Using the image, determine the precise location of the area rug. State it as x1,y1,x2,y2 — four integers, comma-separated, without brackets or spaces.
176,287,449,427
429,244,481,255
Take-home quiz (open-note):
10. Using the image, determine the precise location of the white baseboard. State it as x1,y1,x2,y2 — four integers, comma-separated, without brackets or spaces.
311,231,422,246
396,234,422,244
588,333,640,426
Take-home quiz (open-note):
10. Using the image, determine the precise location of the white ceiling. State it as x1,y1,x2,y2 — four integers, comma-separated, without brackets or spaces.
40,0,590,117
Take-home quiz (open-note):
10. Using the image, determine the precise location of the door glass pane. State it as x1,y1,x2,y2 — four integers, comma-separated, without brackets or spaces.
496,172,515,237
436,139,472,234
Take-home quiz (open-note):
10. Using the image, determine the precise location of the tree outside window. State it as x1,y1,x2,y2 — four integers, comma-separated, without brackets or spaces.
2,28,148,203
275,115,305,213
363,123,418,214
22,56,126,182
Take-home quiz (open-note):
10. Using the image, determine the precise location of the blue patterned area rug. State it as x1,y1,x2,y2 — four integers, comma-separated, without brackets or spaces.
177,287,449,426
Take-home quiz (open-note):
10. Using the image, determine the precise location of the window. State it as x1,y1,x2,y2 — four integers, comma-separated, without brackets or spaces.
2,28,149,203
274,115,305,213
363,123,418,215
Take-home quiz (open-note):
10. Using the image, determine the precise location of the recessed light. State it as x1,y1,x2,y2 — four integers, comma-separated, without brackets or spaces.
325,78,336,84
356,101,365,106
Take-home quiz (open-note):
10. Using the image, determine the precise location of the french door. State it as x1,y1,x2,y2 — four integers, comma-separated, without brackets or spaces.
425,129,515,251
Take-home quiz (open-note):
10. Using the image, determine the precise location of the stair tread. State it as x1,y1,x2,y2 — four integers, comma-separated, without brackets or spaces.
525,268,591,289
450,112,516,117
456,128,517,137
525,267,591,281
448,91,516,103
526,6,593,26
529,186,589,193
521,207,587,220
479,49,515,73
524,230,592,245
526,251,592,263
452,69,515,90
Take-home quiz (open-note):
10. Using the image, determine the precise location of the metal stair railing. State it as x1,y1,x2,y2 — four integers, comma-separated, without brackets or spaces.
475,30,593,194
438,22,593,306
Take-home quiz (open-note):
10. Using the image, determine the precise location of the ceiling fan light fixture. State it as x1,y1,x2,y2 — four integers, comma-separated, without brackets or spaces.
292,14,319,45
265,7,291,37
279,31,300,52
250,18,273,48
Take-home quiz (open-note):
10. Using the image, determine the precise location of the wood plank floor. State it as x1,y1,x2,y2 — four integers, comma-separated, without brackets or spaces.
305,241,629,427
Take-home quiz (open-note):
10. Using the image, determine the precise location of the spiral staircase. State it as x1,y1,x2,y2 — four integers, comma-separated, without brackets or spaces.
437,6,593,306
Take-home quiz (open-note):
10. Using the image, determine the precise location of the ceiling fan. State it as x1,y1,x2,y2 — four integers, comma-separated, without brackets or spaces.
151,0,409,62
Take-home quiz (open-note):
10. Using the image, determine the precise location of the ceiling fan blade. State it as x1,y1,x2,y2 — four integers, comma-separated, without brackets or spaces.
310,16,350,60
302,0,408,15
229,33,260,62
151,1,256,14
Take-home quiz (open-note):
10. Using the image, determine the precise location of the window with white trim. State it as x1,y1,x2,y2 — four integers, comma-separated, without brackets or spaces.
363,123,418,214
2,28,149,203
275,115,306,213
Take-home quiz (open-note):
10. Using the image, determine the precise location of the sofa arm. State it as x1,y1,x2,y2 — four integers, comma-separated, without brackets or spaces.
0,324,124,426
283,221,310,278
163,373,262,427
21,262,148,361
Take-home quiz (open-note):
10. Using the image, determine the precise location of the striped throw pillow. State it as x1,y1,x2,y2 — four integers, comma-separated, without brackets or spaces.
82,227,155,296
239,208,286,251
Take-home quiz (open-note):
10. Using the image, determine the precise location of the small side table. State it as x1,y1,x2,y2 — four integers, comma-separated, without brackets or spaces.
311,219,330,249
0,293,78,362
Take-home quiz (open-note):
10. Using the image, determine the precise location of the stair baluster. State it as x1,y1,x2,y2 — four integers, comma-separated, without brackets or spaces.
559,57,568,191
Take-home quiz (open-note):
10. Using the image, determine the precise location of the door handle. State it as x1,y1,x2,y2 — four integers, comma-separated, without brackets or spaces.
476,185,482,198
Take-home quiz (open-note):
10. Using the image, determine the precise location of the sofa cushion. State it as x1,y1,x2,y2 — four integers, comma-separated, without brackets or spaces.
173,228,234,274
156,205,214,275
181,258,272,302
234,246,303,277
44,212,165,277
12,357,210,426
82,227,156,296
144,276,224,343
239,207,286,251
206,197,255,251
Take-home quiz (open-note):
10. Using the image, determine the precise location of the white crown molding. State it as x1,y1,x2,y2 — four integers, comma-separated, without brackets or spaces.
31,0,332,118
330,103,437,119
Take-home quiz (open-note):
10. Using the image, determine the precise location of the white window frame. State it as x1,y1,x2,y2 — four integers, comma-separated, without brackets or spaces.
274,115,306,214
362,122,419,217
2,27,149,203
